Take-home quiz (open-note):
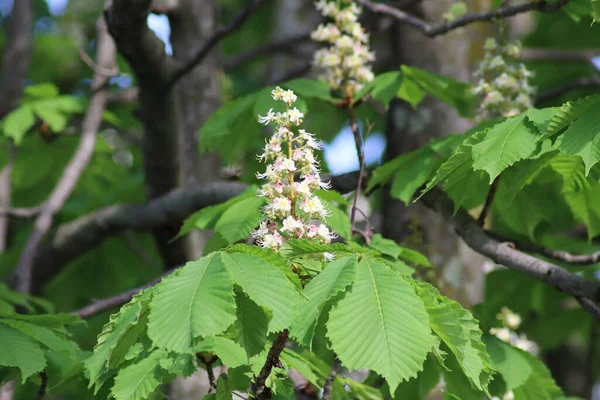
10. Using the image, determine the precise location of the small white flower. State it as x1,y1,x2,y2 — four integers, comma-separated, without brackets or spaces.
307,224,319,238
252,220,269,238
260,232,284,249
258,108,275,125
271,86,285,100
281,89,297,105
490,327,512,343
317,224,336,243
335,35,354,49
323,252,336,261
287,108,304,125
271,197,292,214
484,37,498,50
294,180,312,197
281,216,304,233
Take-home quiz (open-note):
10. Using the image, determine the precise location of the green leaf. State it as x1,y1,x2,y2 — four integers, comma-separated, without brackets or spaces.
221,252,300,332
279,240,358,259
368,147,433,193
550,155,593,192
564,183,600,238
527,107,558,134
290,255,358,345
175,187,256,240
558,102,600,175
397,248,431,267
325,200,352,239
0,317,79,355
413,282,493,395
397,75,426,108
546,95,600,136
197,337,248,368
400,65,476,117
148,253,236,353
495,152,556,205
369,234,402,259
317,189,349,205
1,105,36,144
327,257,434,391
512,350,564,399
31,100,69,132
225,244,302,289
354,72,403,106
233,291,270,358
484,337,531,390
24,83,59,98
390,148,437,205
215,196,266,243
0,322,46,382
111,349,168,400
216,375,233,400
472,113,539,183
280,349,328,388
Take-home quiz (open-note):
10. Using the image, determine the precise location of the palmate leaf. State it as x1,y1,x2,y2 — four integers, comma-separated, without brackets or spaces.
0,321,46,382
558,100,600,175
472,113,539,183
327,256,434,392
111,349,168,400
147,253,236,353
221,251,300,333
413,282,493,396
290,255,358,345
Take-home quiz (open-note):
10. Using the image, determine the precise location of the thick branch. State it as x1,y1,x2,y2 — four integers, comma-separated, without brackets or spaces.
168,0,269,87
357,0,570,37
32,182,247,292
421,188,600,301
13,14,116,294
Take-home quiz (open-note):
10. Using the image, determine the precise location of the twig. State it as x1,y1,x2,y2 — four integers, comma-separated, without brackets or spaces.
197,354,219,392
0,148,15,252
255,330,289,400
223,32,311,70
0,205,43,218
322,360,340,400
348,108,365,228
535,77,600,104
357,0,570,37
79,49,119,77
12,11,116,294
487,232,600,266
477,178,498,226
73,267,177,319
35,371,47,400
521,48,599,64
168,0,268,87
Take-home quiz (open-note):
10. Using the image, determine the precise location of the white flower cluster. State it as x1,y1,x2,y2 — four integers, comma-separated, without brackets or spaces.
473,38,535,120
254,87,336,251
311,0,375,97
490,307,539,355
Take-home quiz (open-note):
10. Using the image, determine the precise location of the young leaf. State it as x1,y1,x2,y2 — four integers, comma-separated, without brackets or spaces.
279,239,358,259
472,113,539,183
290,255,358,345
221,251,300,332
197,337,248,368
353,72,402,106
147,253,236,353
1,105,36,144
367,147,432,193
0,322,46,382
390,148,437,205
111,349,168,400
327,257,434,391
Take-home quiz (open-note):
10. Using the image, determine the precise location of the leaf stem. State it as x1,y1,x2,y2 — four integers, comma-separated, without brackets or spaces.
35,371,47,400
197,353,219,392
478,177,499,226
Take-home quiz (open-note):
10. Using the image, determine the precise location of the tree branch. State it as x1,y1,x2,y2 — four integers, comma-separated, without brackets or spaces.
521,48,599,64
487,232,600,266
421,188,600,301
12,12,116,294
32,182,247,292
348,108,365,228
74,266,177,319
168,0,269,87
0,205,43,219
357,0,570,37
255,330,289,400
